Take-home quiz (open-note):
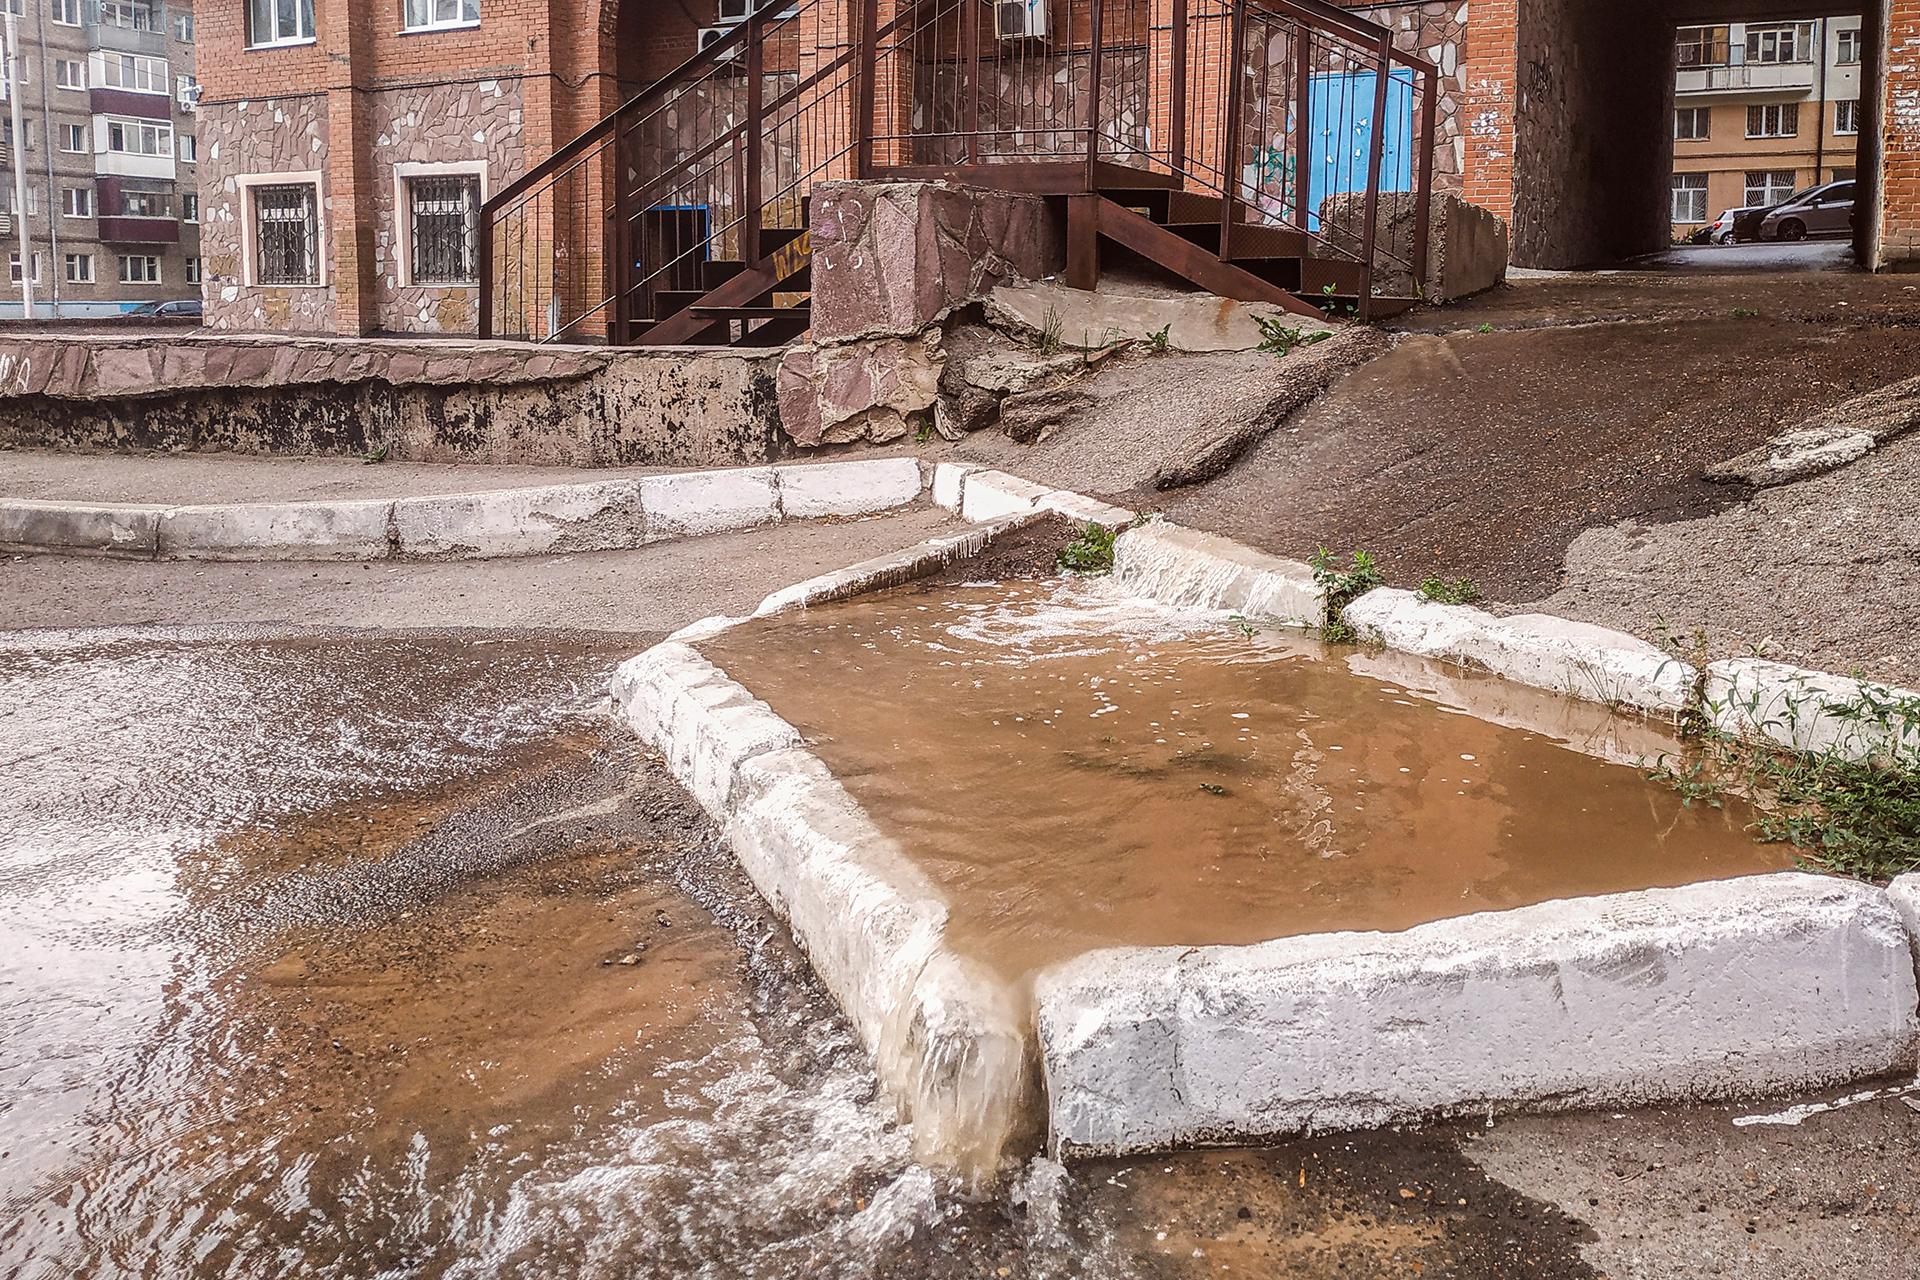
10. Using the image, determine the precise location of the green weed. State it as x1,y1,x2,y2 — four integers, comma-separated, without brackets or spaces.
1146,324,1172,353
1419,576,1481,605
1310,547,1385,644
1038,305,1065,355
1057,522,1118,575
1255,315,1334,357
361,442,390,465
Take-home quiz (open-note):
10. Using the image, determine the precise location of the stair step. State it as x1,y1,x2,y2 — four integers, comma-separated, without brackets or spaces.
734,313,813,347
1100,188,1225,226
688,304,811,321
701,259,748,290
760,226,807,255
1166,222,1307,259
1300,258,1370,297
651,289,706,317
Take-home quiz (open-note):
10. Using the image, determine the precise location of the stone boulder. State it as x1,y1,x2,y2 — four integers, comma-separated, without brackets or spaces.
1316,192,1508,303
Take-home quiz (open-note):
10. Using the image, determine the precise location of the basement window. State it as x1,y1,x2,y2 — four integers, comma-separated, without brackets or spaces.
402,0,479,31
408,174,481,284
254,183,319,285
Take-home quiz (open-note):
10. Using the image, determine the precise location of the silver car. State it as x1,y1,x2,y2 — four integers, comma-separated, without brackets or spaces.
1758,180,1855,241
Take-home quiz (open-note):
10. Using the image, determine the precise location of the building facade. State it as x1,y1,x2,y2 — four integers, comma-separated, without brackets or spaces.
1671,16,1863,237
0,0,201,318
185,0,1920,339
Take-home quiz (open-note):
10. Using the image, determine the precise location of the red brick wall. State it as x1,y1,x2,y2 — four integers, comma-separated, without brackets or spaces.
1879,0,1920,267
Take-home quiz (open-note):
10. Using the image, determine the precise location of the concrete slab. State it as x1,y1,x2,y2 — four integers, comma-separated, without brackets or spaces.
1036,874,1920,1158
1703,658,1920,766
156,499,394,561
776,458,924,520
1111,520,1322,629
0,499,160,558
391,480,646,559
639,467,781,542
1343,589,1696,716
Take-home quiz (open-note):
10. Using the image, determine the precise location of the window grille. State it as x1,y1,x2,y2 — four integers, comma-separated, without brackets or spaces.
410,175,480,284
255,184,318,285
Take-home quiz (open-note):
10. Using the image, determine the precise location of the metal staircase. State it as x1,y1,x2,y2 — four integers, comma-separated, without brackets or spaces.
480,0,1437,345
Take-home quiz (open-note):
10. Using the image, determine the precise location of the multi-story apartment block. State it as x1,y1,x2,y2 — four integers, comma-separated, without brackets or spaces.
1670,16,1863,239
0,0,200,318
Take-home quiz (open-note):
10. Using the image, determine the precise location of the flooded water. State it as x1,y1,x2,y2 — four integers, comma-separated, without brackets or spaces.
0,622,1681,1279
698,581,1791,985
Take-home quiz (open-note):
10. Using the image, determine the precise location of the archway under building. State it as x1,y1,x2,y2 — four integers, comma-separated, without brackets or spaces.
1463,0,1894,272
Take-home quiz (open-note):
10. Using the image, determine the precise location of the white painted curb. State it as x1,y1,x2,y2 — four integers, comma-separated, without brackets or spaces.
1343,588,1696,716
1036,873,1920,1157
1111,520,1322,629
753,512,1045,617
930,462,1135,530
0,458,931,563
1703,658,1920,766
612,640,1033,1179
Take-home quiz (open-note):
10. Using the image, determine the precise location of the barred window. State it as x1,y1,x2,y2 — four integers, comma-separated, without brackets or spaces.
254,183,318,285
409,175,480,284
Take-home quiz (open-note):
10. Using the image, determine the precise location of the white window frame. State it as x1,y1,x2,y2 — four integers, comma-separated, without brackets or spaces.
59,122,87,154
54,59,85,91
65,252,93,283
9,252,42,285
178,132,197,163
61,185,92,217
185,255,202,285
236,170,328,288
1745,23,1813,65
1670,173,1709,223
1835,99,1859,136
1745,169,1798,207
1674,107,1709,141
118,253,162,285
392,160,487,287
401,0,480,34
1837,29,1861,65
181,191,199,222
97,52,170,96
1746,103,1799,140
248,0,317,48
103,116,174,157
51,0,81,26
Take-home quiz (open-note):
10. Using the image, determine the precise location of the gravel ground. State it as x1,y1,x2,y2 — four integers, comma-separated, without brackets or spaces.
1528,430,1920,687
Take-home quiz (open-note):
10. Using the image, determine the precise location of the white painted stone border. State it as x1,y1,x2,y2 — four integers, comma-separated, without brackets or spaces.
611,638,1033,1178
0,457,926,562
1703,657,1920,768
1035,873,1920,1158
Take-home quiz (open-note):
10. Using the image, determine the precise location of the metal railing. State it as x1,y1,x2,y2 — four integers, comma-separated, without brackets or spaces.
481,0,1436,341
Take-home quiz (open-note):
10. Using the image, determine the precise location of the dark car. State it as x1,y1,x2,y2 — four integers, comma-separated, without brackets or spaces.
121,299,203,320
1759,181,1856,241
1707,205,1771,244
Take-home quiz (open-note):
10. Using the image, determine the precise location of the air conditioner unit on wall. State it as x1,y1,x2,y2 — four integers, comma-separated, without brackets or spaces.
994,0,1048,39
698,26,741,59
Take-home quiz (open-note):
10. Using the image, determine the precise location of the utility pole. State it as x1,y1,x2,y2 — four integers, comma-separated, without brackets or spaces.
3,9,33,320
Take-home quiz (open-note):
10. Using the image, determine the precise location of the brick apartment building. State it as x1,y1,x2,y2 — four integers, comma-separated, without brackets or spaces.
191,0,1920,339
1671,15,1864,239
0,0,202,319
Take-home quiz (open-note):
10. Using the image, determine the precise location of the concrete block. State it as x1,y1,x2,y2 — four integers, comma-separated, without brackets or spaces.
612,641,799,818
640,467,780,541
959,468,1054,523
931,461,981,513
1343,589,1695,716
776,457,925,520
1888,874,1920,944
1038,489,1135,530
391,480,646,559
0,499,160,558
157,499,394,561
1036,874,1920,1157
1111,520,1322,628
1703,659,1920,767
754,514,1040,616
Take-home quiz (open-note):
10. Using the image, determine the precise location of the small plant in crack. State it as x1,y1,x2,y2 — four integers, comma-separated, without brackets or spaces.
1228,613,1258,639
362,441,390,465
1037,305,1065,356
1145,323,1172,354
1255,315,1333,357
1475,322,1495,334
1419,575,1481,605
1310,547,1385,644
1057,522,1118,575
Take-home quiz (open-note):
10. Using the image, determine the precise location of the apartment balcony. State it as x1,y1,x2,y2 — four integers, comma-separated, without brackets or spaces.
97,215,180,244
89,0,172,57
90,87,173,121
1676,60,1817,97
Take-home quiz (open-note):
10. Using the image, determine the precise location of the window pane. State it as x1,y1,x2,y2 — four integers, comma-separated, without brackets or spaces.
256,184,318,284
410,175,480,283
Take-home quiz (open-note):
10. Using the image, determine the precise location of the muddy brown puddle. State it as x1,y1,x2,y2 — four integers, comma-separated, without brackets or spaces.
698,580,1792,985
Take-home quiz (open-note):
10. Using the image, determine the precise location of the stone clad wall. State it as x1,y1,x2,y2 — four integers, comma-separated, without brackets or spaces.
1348,1,1468,196
368,82,529,336
202,98,338,335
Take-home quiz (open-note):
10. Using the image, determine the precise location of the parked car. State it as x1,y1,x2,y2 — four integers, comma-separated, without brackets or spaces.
1758,181,1855,241
121,299,203,320
1707,205,1771,244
